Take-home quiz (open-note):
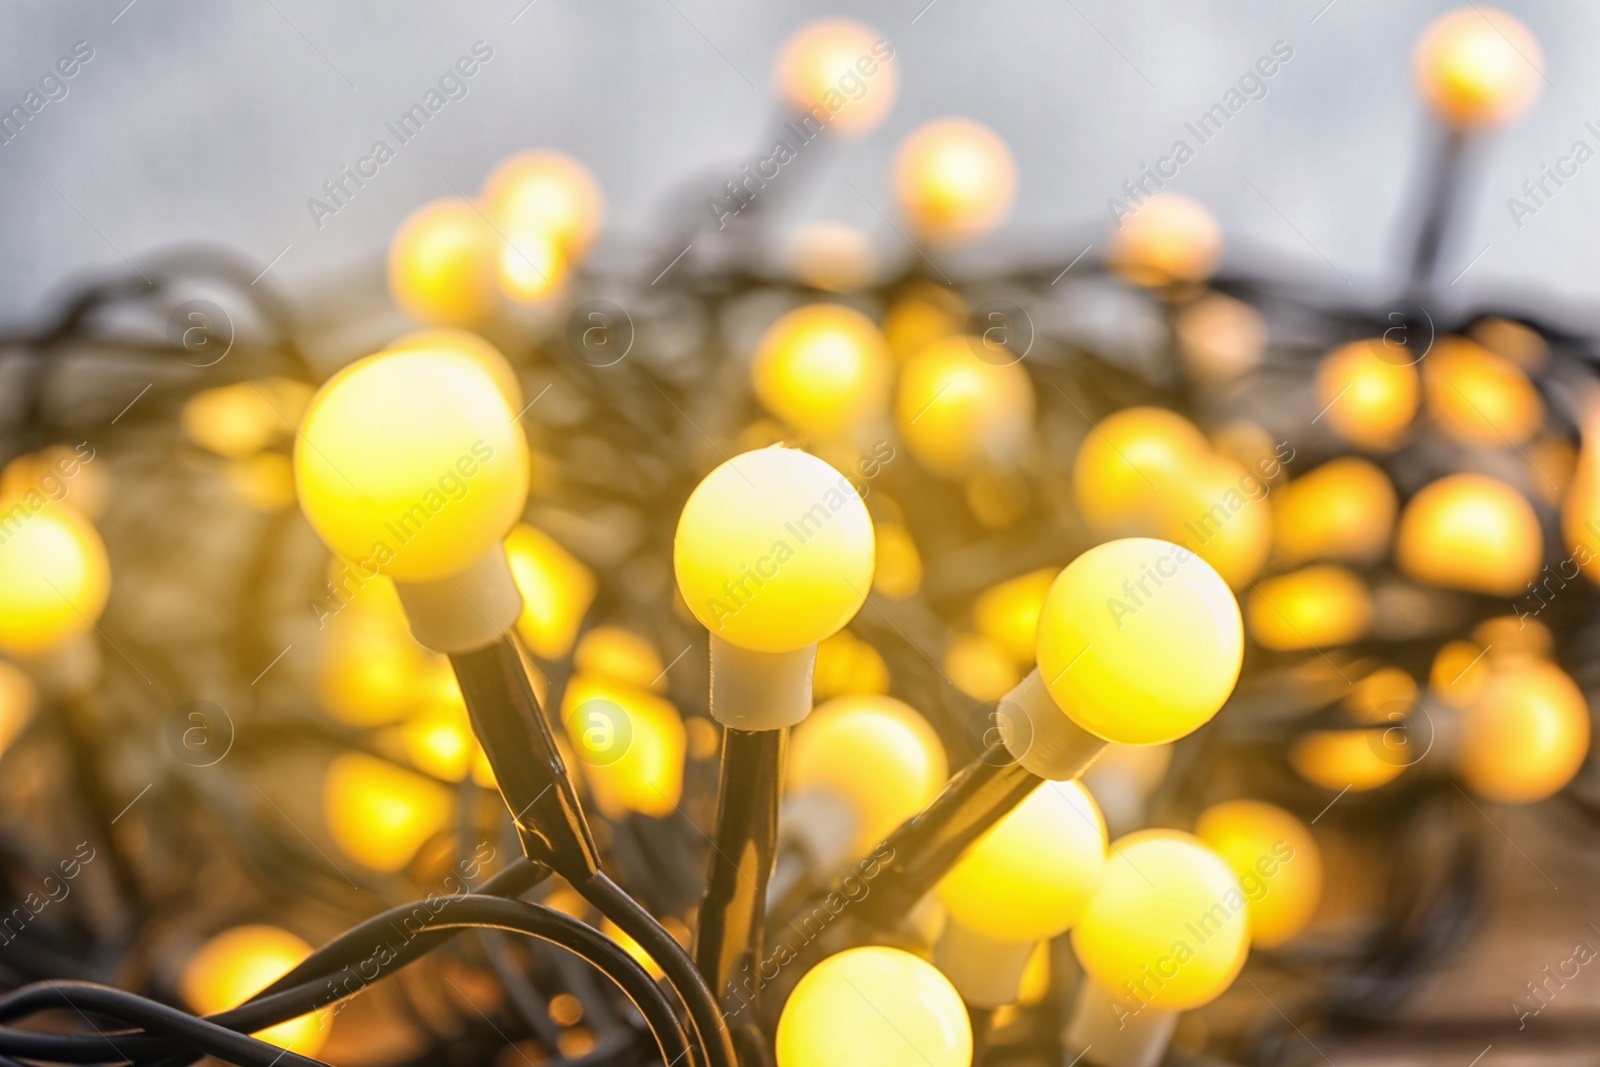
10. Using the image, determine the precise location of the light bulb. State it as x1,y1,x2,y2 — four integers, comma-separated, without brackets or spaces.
1073,407,1210,537
775,946,972,1067
1316,340,1419,451
574,626,666,691
1195,800,1322,949
1423,337,1542,446
1108,194,1222,287
1457,660,1590,803
873,520,923,600
774,19,897,139
751,304,892,440
789,223,878,293
973,567,1059,666
481,150,604,259
1165,454,1273,589
322,752,454,872
316,577,439,726
787,694,948,853
1175,293,1266,383
386,328,523,410
884,283,966,363
1245,565,1372,652
388,198,499,325
1037,538,1243,746
1289,730,1406,792
1272,458,1397,565
1072,830,1249,1012
295,349,529,583
561,672,687,818
496,223,569,305
946,631,1023,702
812,629,890,699
0,501,110,656
1345,666,1419,724
401,694,478,782
938,781,1107,943
1396,473,1541,596
181,378,310,459
673,447,874,654
505,523,596,659
181,925,330,1056
0,659,35,759
893,118,1016,244
1415,7,1542,130
895,335,1035,477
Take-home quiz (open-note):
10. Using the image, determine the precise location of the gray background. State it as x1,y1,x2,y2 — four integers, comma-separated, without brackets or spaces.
0,0,1593,325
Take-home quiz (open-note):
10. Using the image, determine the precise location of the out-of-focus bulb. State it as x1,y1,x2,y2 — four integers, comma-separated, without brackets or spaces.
1175,293,1266,383
181,925,330,1056
788,223,878,293
1431,639,1491,708
1415,7,1542,130
1074,407,1210,537
496,224,569,305
788,694,947,853
182,379,311,459
562,673,686,818
812,629,890,698
674,447,874,654
1316,340,1419,451
574,626,666,691
1272,458,1397,565
295,350,529,582
1196,800,1322,949
895,335,1035,477
0,501,110,656
388,198,499,325
1108,194,1222,288
1396,473,1541,596
385,328,522,410
0,660,36,759
1423,337,1542,446
1457,659,1590,803
1245,565,1372,652
775,946,972,1067
505,523,596,660
873,520,923,600
323,752,454,872
974,567,1058,666
1037,538,1243,746
893,118,1016,244
884,283,967,363
481,150,604,259
1165,454,1273,589
1289,729,1406,792
774,20,897,139
316,576,439,726
751,304,892,440
946,631,1023,702
1072,830,1249,1012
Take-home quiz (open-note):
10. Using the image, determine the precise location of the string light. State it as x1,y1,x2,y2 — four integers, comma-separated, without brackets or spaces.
0,500,110,657
1455,658,1590,803
774,19,897,139
1396,473,1541,595
323,751,455,872
1245,565,1373,651
180,925,331,1056
1316,339,1419,451
895,335,1035,477
1414,6,1543,130
1271,457,1397,565
385,328,524,409
388,198,500,325
504,523,596,660
892,118,1016,243
1196,800,1323,949
750,304,892,441
1108,194,1222,288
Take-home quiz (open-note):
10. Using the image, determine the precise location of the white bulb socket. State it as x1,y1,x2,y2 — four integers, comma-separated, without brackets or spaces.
394,544,523,654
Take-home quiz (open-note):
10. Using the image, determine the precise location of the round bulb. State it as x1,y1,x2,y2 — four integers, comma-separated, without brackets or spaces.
1316,340,1419,451
0,502,110,656
388,198,499,325
181,926,330,1056
316,577,437,726
386,328,522,409
751,304,892,440
893,118,1016,244
1245,565,1373,652
181,378,309,459
1108,194,1222,287
1272,458,1397,565
1164,454,1273,588
1074,407,1211,536
895,335,1035,477
937,781,1107,943
1457,660,1590,803
1072,830,1250,1011
1196,800,1323,949
1289,729,1407,792
505,523,596,659
674,448,874,653
323,752,454,872
812,629,891,698
973,567,1058,666
946,631,1023,702
1175,293,1266,383
1432,639,1492,709
1396,473,1541,596
295,350,529,582
1423,337,1542,447
873,520,923,600
1037,538,1243,746
787,694,948,852
562,673,687,818
1415,7,1542,130
776,947,971,1067
574,626,667,691
774,20,897,139
481,150,604,259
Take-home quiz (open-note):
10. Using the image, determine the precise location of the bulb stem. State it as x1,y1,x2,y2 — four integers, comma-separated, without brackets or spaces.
395,545,522,654
708,635,815,730
1406,128,1468,298
1064,976,1178,1067
934,921,1035,1008
998,668,1110,780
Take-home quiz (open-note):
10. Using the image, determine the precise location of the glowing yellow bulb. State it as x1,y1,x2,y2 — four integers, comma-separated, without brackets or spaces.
1072,830,1249,1011
1396,473,1541,596
1038,538,1243,746
1457,660,1590,803
1473,615,1553,662
481,150,604,259
1175,293,1266,383
0,501,110,656
883,283,966,363
1073,407,1210,537
946,631,1022,702
1316,340,1419,451
316,577,439,726
1431,639,1491,709
895,335,1035,477
812,628,890,698
496,224,569,305
574,626,666,691
1196,800,1322,949
1345,666,1418,724
1415,7,1542,130
181,378,311,459
1289,730,1406,792
893,118,1016,244
505,523,596,660
938,781,1106,942
386,328,522,410
0,659,35,759
674,447,874,654
973,568,1057,666
1246,565,1372,652
776,947,972,1067
295,350,530,582
788,694,948,852
223,453,297,512
1165,455,1273,589
1109,194,1222,287
323,752,454,872
1272,458,1397,565
1423,337,1542,446
388,198,499,325
873,520,923,600
399,690,482,782
775,20,897,139
751,304,892,440
561,673,687,818
181,926,330,1056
